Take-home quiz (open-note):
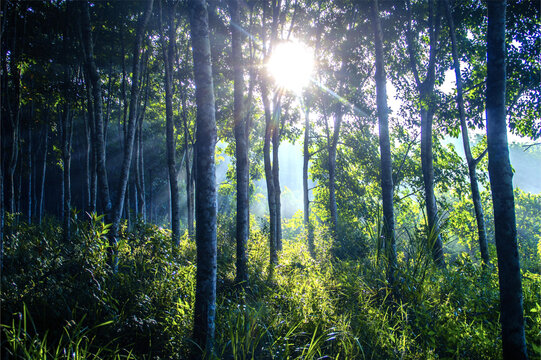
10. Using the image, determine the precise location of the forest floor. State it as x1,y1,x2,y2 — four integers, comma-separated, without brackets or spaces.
1,215,540,359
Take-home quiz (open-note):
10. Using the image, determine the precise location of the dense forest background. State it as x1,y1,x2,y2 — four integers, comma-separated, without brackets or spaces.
1,0,540,359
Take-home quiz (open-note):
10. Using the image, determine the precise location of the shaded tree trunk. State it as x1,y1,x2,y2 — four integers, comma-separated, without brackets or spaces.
262,82,278,264
272,115,282,250
189,0,218,355
328,104,342,238
406,0,444,267
62,104,73,243
443,0,489,265
302,102,314,256
38,118,48,224
373,0,397,285
26,120,32,223
160,0,181,246
486,1,527,358
80,0,111,215
229,0,249,285
110,0,153,241
181,89,195,237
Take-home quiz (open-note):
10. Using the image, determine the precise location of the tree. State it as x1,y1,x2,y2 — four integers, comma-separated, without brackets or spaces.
229,0,250,285
372,0,397,285
405,0,445,267
160,0,181,246
110,0,154,245
79,0,112,216
189,0,218,355
486,0,528,358
443,0,489,265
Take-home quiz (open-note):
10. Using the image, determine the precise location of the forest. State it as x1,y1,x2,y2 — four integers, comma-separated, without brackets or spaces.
1,0,540,359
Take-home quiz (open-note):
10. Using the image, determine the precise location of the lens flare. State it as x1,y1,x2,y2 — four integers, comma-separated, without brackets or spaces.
267,41,314,93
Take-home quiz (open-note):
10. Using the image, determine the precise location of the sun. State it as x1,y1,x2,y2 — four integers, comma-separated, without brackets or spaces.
267,41,314,93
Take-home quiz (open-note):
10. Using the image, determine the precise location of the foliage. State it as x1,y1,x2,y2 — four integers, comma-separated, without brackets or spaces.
3,212,541,359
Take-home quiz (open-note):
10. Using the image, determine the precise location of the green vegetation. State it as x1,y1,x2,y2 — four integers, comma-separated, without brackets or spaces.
3,194,540,359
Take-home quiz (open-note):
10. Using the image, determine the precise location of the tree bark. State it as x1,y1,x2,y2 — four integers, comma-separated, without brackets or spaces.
80,0,112,215
109,0,154,240
328,104,342,238
443,0,489,265
262,81,278,264
486,1,527,358
303,102,314,256
160,0,181,246
373,0,397,285
26,120,32,223
189,0,218,356
406,0,444,267
181,89,195,237
62,103,73,243
272,113,282,250
38,118,48,224
229,0,249,285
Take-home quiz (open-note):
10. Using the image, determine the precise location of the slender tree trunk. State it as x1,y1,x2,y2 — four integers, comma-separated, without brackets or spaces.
135,80,148,220
83,71,96,214
486,1,527,358
160,0,181,246
110,0,154,241
328,104,342,238
62,104,73,243
80,0,111,215
6,58,20,215
26,121,32,223
302,103,314,256
272,118,282,250
189,0,218,355
443,0,489,265
38,119,48,224
373,0,397,285
406,0,444,267
182,90,195,237
148,169,153,223
262,82,277,264
229,0,249,285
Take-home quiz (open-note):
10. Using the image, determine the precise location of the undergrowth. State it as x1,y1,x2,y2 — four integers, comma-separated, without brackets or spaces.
1,213,540,359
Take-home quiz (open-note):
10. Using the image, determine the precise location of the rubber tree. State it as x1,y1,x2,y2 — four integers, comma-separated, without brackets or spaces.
405,0,445,267
159,0,181,246
229,0,251,285
189,0,218,355
109,0,154,244
372,0,397,285
443,0,489,265
486,0,528,358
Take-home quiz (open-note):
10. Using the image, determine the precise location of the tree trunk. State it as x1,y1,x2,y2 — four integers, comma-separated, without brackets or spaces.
38,119,48,224
182,89,195,237
110,0,154,241
26,121,32,223
83,71,96,214
272,118,282,250
6,55,20,215
229,0,249,285
262,81,278,264
328,104,342,238
486,1,527,358
160,0,181,246
302,103,315,256
406,0,444,267
443,0,489,265
62,104,73,243
80,0,111,215
189,0,218,355
373,0,397,285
